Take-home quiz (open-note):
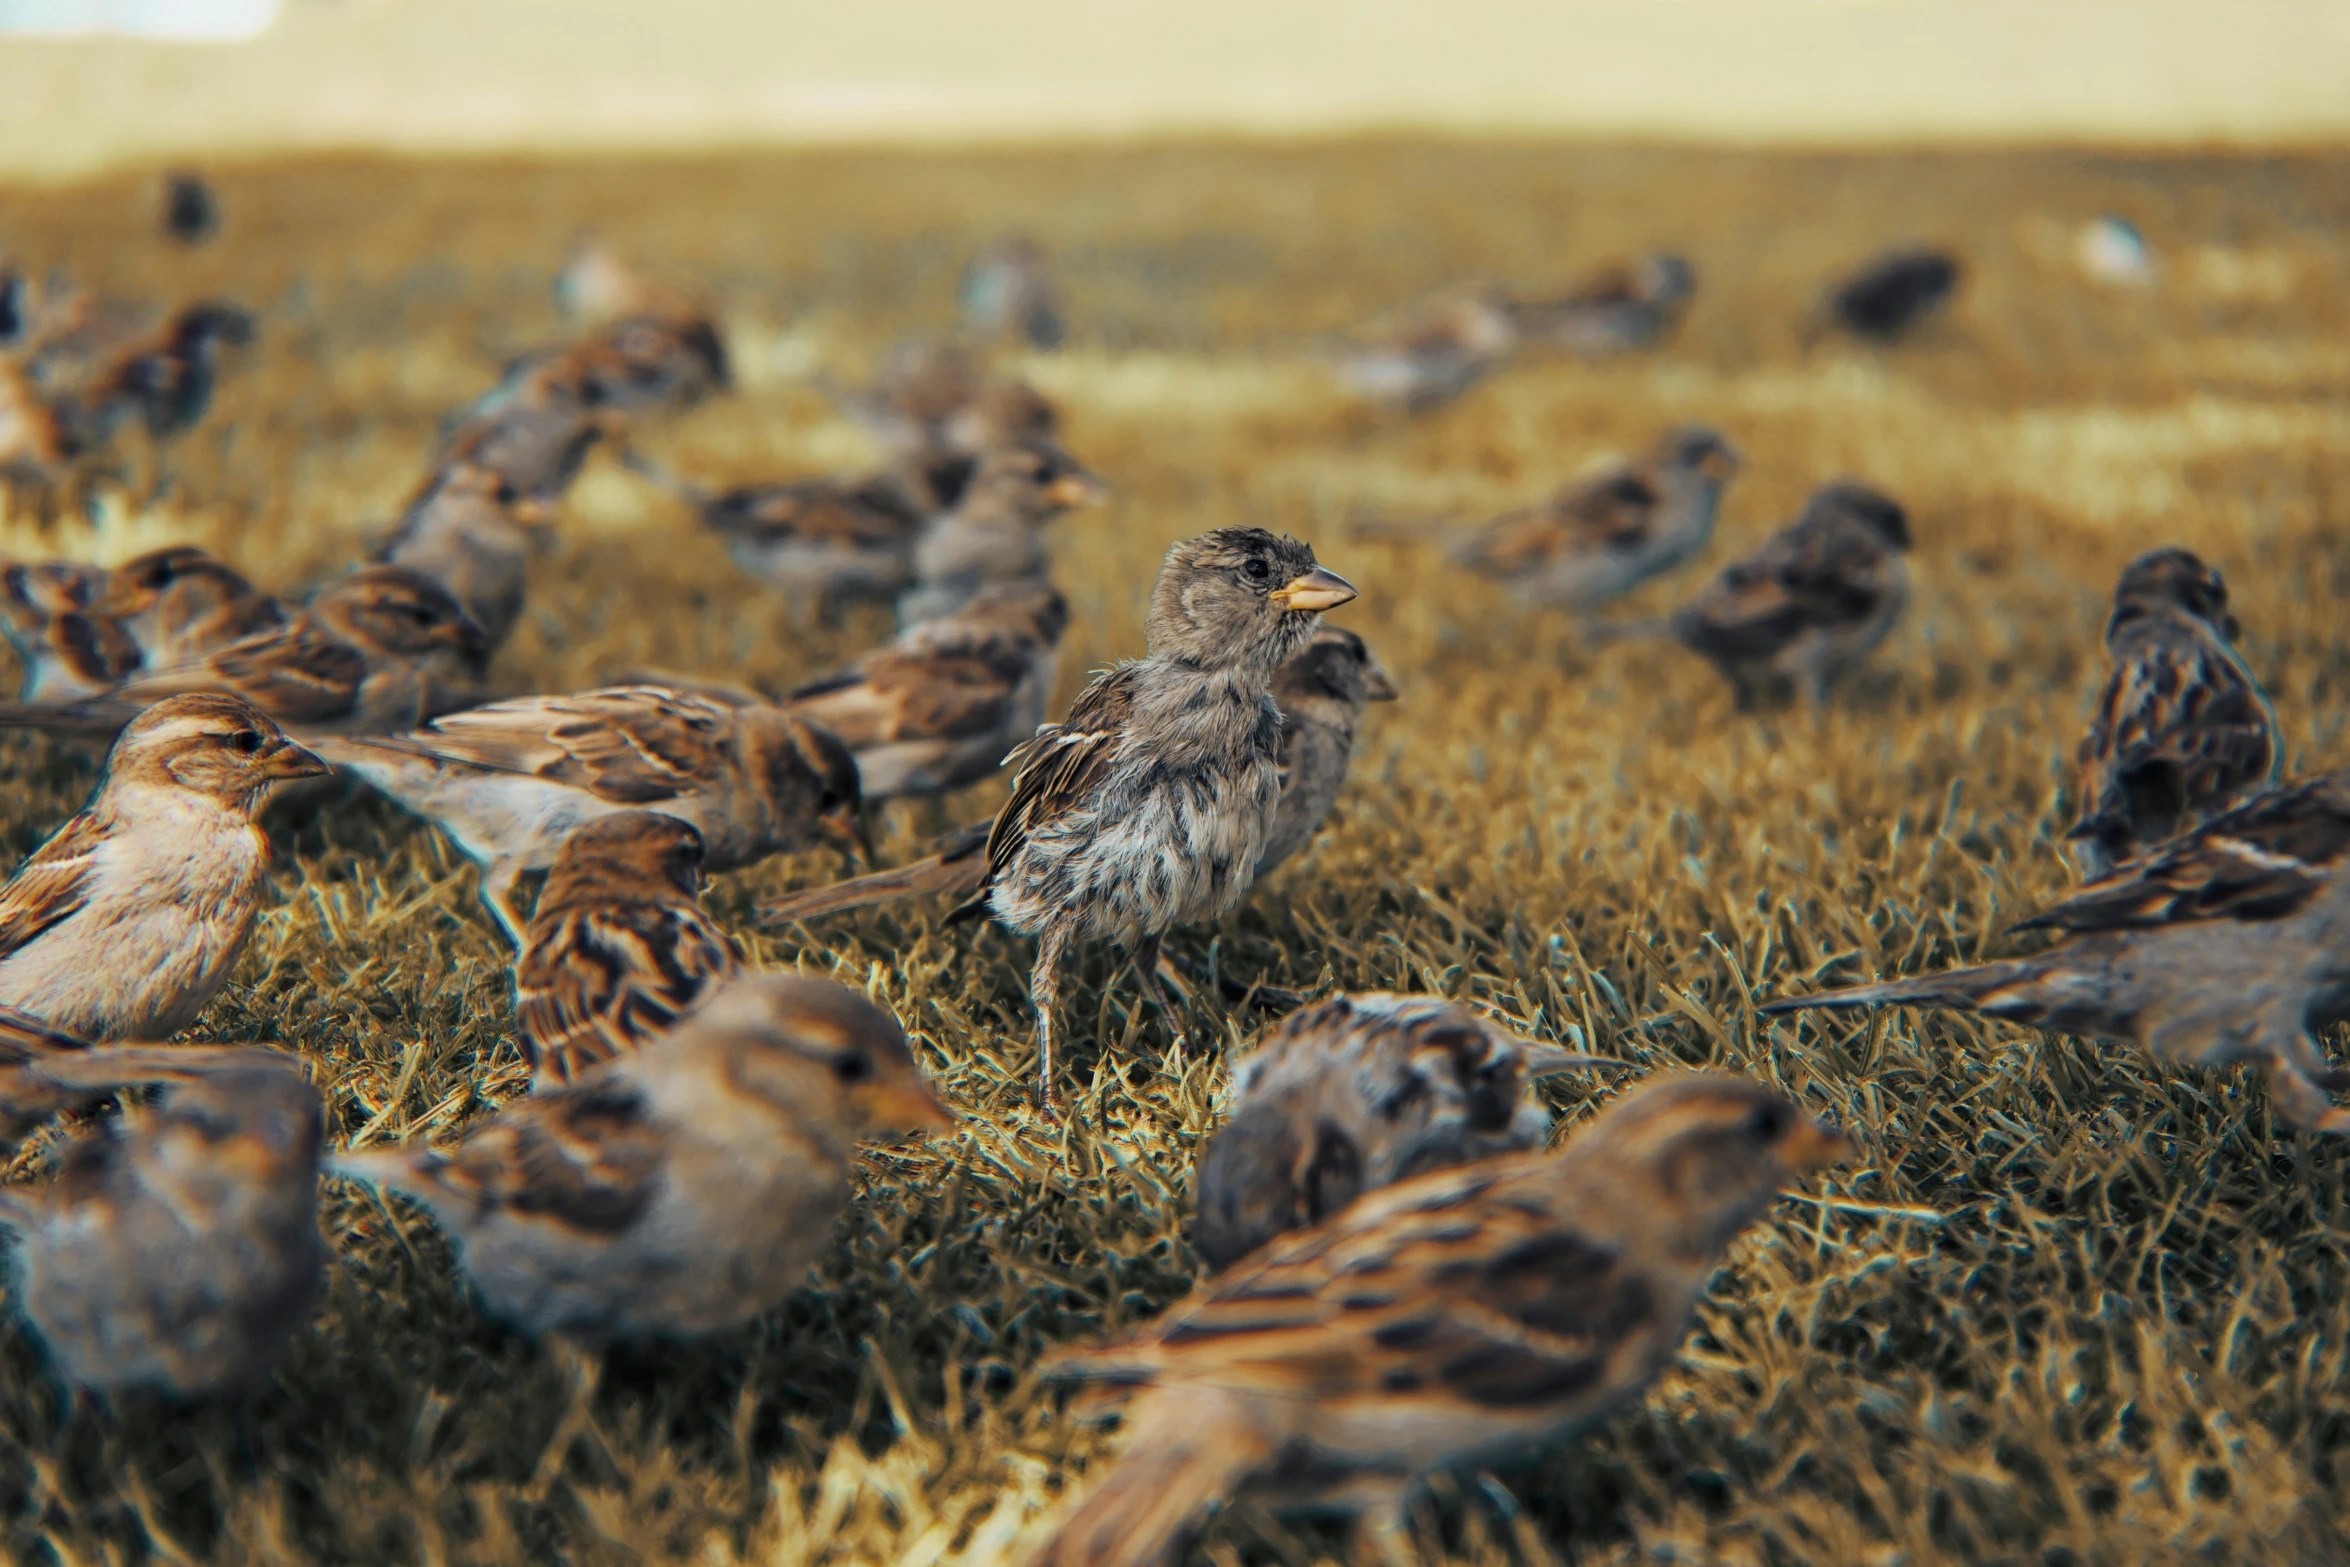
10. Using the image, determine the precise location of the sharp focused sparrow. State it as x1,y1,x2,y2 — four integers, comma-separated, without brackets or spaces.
1336,283,1519,414
0,1050,325,1401
960,234,1066,349
1447,426,1741,615
1192,992,1622,1271
2068,546,2278,876
1667,480,1913,708
946,527,1357,1111
1258,624,1396,877
897,443,1105,624
1509,252,1696,358
513,810,746,1089
0,693,325,1040
1809,248,1961,345
787,579,1070,800
1763,770,2350,1136
333,974,950,1341
314,684,865,946
376,460,555,661
1019,1074,1846,1567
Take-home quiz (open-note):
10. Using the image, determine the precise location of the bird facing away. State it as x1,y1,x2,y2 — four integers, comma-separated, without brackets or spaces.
1336,284,1520,414
0,564,488,741
787,579,1070,800
333,974,951,1342
1257,624,1397,877
1811,248,1961,345
375,460,555,662
513,811,745,1089
0,693,325,1041
2068,546,2278,877
960,235,1067,349
314,684,866,947
1191,992,1624,1272
1019,1073,1847,1567
1667,480,1913,708
896,443,1105,625
1448,426,1741,615
1509,252,1696,358
948,527,1357,1112
1761,771,2350,1135
0,1050,325,1401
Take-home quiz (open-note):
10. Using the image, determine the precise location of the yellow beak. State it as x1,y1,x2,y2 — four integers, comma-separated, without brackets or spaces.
1045,472,1107,510
862,1078,956,1136
1271,565,1358,614
1776,1117,1852,1173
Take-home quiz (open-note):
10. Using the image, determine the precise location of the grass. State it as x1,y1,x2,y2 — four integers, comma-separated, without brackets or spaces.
1,140,2349,1565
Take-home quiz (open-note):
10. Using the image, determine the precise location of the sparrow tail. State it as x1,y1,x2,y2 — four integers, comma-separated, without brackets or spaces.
0,699,140,738
1757,966,2010,1016
759,821,991,926
1021,1385,1275,1567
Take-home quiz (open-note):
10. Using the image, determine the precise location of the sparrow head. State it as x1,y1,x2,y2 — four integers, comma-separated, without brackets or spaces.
404,461,554,530
691,974,952,1142
2111,546,2233,637
944,378,1061,454
308,566,490,662
1655,424,1741,486
962,443,1104,524
1272,624,1398,712
1572,1074,1848,1254
959,579,1071,647
99,545,262,621
149,1058,324,1188
544,810,708,905
1799,480,1911,552
108,692,328,806
1149,527,1357,674
1,561,104,623
777,713,870,861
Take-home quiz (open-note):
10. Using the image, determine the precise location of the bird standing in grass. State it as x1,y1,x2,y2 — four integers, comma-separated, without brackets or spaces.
334,974,951,1342
1335,283,1519,413
1808,247,1961,345
1508,252,1696,358
1256,624,1397,877
1,545,282,704
1191,993,1624,1271
896,443,1105,625
948,527,1356,1113
2068,546,2277,877
1020,1074,1846,1567
376,460,555,664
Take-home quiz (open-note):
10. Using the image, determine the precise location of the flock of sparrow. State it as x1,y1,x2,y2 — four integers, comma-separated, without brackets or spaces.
0,193,2314,1566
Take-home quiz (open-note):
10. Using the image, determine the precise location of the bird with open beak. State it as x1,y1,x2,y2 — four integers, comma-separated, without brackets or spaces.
947,527,1357,1112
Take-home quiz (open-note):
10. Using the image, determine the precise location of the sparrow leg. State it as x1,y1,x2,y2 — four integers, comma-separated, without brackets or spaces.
480,859,529,951
1031,924,1072,1118
1133,933,1190,1057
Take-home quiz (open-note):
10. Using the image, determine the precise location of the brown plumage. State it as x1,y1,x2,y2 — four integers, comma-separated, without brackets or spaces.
376,460,554,661
1335,283,1519,413
0,545,282,704
1509,252,1696,358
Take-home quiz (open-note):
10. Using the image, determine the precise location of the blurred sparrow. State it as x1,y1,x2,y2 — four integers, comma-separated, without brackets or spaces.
333,973,950,1341
0,1007,274,1154
546,242,730,409
960,234,1066,349
160,171,219,246
1335,283,1519,414
1445,426,1741,616
33,301,253,455
440,354,622,504
2069,546,2278,876
1021,1074,1846,1567
787,578,1070,800
98,544,287,670
314,684,865,946
513,810,745,1089
897,443,1105,624
0,1050,324,1400
0,355,69,489
0,558,135,701
825,340,1061,459
1257,625,1396,877
1,546,282,704
0,693,326,1040
947,527,1356,1111
376,460,555,660
1191,992,1623,1271
1667,480,1913,708
1509,252,1696,358
1807,248,1961,345
0,565,489,740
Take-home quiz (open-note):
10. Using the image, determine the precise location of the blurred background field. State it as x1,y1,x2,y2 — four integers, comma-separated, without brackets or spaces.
1,137,2348,1563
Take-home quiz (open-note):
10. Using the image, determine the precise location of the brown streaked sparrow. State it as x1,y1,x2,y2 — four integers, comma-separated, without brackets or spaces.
896,443,1105,625
1334,283,1518,414
1509,252,1696,358
960,234,1066,350
1257,624,1396,877
375,460,555,661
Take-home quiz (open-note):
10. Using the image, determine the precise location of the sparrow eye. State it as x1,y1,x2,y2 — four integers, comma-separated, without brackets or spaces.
1742,1102,1791,1143
834,1052,871,1084
226,729,263,754
1242,558,1272,583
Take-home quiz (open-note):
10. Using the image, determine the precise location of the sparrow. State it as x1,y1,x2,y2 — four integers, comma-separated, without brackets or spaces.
0,1007,276,1155
160,171,220,246
0,565,489,741
0,354,68,488
1761,770,2350,1136
825,339,1061,458
754,624,1392,925
947,527,1357,1112
0,1050,325,1401
1445,426,1742,615
97,544,287,671
1509,252,1696,358
0,558,135,701
1807,248,1961,345
546,242,730,408
1334,283,1519,414
0,693,326,1041
1257,624,1396,877
2068,546,2278,876
786,578,1070,800
1018,1073,1847,1567
313,684,866,946
333,973,951,1341
439,354,622,504
375,460,555,661
1191,992,1624,1272
897,443,1105,625
1666,480,1913,708
512,810,745,1089
1,546,282,704
40,301,254,453
960,234,1066,349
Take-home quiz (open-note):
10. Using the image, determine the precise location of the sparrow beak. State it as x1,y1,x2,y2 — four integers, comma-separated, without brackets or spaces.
1045,470,1107,510
862,1078,955,1136
1775,1116,1852,1173
1271,565,1358,614
822,803,875,865
262,739,331,781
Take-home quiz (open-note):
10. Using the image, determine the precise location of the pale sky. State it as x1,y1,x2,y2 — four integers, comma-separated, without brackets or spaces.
1,0,2345,176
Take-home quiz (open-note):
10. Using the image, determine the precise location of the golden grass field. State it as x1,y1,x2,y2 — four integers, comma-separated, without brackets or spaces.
2,141,2350,1564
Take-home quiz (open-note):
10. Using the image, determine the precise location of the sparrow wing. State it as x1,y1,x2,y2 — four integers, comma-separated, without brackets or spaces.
514,903,744,1084
434,1075,668,1235
1563,263,1642,309
1453,472,1658,573
373,687,736,804
971,663,1143,895
2072,626,2278,848
702,479,920,549
786,638,1030,750
113,621,366,727
2020,771,2350,933
0,808,107,959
